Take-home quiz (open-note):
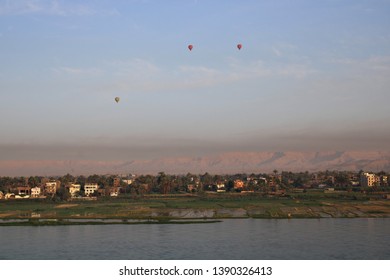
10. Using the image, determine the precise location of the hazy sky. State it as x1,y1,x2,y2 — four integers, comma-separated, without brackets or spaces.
1,0,390,161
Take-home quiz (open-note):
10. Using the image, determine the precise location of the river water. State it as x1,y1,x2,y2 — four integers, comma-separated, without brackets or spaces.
0,218,389,259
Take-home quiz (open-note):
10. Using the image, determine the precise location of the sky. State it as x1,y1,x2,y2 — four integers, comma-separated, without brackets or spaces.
1,0,390,162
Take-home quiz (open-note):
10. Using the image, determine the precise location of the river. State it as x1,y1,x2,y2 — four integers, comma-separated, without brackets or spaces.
1,218,389,259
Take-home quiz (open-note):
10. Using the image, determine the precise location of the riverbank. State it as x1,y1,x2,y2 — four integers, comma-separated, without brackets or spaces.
1,192,390,225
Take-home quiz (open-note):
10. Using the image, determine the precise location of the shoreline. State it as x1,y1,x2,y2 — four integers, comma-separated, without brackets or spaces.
1,215,389,226
1,193,390,225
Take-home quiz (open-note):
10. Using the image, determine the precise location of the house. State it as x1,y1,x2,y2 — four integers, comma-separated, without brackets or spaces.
97,188,107,196
84,184,98,196
110,187,121,197
5,193,15,199
67,183,81,197
17,186,31,196
30,187,41,198
113,177,121,187
216,183,226,193
0,191,4,200
380,175,388,187
233,180,244,189
122,179,133,185
45,181,60,195
187,184,196,192
360,172,378,187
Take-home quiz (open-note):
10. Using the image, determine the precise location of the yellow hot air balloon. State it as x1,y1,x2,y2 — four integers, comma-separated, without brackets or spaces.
115,97,120,103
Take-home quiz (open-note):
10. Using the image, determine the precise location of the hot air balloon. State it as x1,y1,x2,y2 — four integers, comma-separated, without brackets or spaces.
237,44,242,50
188,44,193,51
115,97,120,103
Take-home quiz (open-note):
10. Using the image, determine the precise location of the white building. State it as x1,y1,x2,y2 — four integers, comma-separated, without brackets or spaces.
84,184,98,196
122,179,133,185
31,187,41,198
68,183,81,197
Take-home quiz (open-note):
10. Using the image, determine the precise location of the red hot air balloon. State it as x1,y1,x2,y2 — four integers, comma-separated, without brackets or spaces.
237,44,242,50
188,44,193,51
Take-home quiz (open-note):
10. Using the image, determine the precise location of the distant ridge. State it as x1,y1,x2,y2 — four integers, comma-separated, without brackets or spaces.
1,151,390,176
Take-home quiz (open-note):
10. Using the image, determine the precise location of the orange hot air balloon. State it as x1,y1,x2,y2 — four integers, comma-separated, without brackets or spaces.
188,44,193,51
237,44,242,50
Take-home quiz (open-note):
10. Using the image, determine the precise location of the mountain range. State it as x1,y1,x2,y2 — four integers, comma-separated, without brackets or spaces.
1,151,390,176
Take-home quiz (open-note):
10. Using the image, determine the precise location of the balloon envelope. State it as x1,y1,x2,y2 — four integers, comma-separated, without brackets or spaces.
188,44,193,51
237,44,242,50
115,97,120,103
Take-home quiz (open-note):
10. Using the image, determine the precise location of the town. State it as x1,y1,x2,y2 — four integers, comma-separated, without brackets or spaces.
0,170,389,201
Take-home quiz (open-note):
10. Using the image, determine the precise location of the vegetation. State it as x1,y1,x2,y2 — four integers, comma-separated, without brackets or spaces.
1,191,390,224
1,170,389,197
0,170,389,225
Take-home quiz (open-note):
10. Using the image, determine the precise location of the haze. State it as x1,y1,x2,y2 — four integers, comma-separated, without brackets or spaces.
1,1,389,173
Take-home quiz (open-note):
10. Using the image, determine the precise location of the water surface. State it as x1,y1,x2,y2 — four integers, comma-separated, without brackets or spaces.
1,218,389,259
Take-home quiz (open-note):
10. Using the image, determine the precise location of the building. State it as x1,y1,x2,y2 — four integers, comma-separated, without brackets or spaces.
360,173,378,187
0,191,4,200
380,175,388,187
113,177,121,187
17,186,31,196
233,180,244,189
45,181,60,195
110,187,120,197
216,183,226,192
84,184,98,196
122,179,133,185
5,193,15,199
187,184,196,192
67,183,81,197
31,187,41,198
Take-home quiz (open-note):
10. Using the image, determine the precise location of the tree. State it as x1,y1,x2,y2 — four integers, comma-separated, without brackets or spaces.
28,176,40,188
56,186,70,201
61,173,75,185
334,172,349,187
200,172,213,185
76,175,86,186
157,172,172,194
87,174,101,184
0,177,13,192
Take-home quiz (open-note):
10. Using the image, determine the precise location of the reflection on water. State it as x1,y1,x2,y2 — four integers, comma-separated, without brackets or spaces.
0,218,389,259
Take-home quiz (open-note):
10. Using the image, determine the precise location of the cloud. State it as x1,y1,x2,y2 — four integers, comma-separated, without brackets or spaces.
0,0,117,16
110,58,161,77
48,56,315,97
272,47,282,57
53,66,103,76
82,56,316,95
330,55,390,76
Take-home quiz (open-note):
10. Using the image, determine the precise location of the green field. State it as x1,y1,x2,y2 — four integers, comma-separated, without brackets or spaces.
1,192,390,225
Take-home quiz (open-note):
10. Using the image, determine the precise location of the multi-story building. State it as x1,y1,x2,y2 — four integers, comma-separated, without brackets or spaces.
67,183,81,197
31,187,41,198
84,184,98,196
17,186,31,196
44,181,60,195
360,172,378,187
